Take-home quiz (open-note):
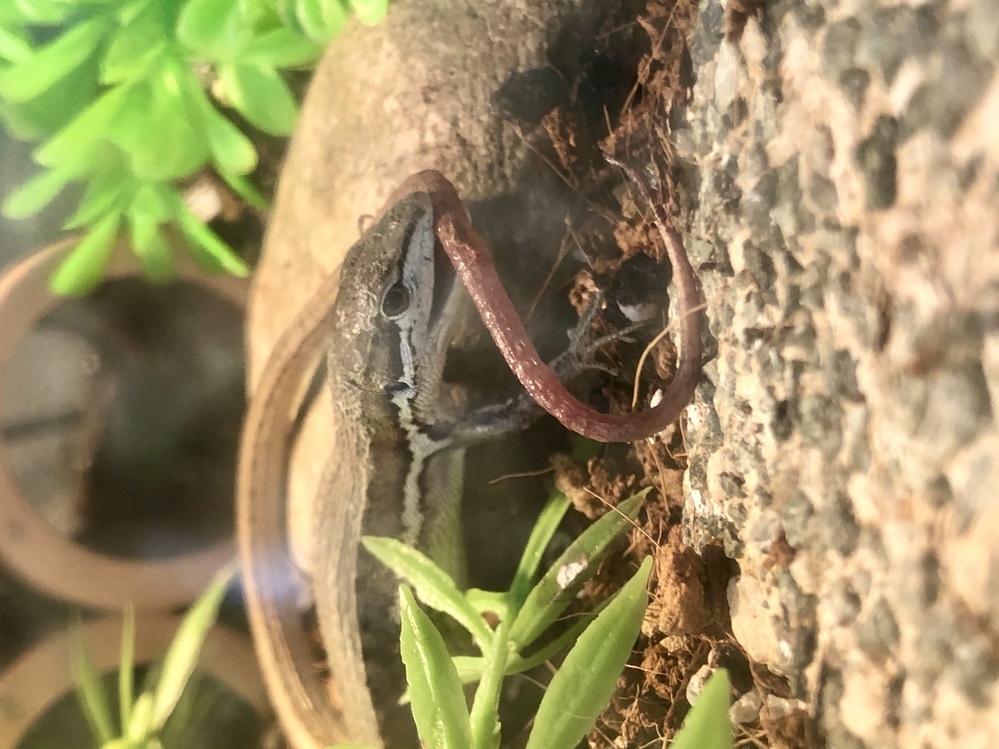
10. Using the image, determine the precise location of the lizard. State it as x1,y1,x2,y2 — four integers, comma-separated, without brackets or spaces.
237,168,703,748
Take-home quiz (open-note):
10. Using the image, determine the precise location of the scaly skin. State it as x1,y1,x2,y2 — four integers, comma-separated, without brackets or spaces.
237,170,704,748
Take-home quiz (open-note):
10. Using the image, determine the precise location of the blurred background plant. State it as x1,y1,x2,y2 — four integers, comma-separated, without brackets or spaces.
0,0,387,295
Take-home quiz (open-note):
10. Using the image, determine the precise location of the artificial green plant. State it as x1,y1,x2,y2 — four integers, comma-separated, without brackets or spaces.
0,0,387,295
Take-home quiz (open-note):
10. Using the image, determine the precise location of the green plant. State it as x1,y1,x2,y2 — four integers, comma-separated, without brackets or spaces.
352,489,735,749
0,0,388,295
71,561,236,748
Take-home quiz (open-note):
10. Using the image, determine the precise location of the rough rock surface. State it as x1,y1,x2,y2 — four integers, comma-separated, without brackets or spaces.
679,1,999,746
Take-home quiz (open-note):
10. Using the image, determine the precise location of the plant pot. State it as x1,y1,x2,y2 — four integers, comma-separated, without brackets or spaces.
0,613,269,749
0,237,246,609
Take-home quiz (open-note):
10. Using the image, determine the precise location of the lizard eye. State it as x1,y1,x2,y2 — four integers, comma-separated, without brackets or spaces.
380,282,411,319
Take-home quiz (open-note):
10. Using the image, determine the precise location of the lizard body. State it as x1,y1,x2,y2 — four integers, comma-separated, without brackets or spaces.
238,170,703,748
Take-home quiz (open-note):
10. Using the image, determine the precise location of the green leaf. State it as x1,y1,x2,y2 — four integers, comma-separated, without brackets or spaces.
0,0,67,25
0,15,108,102
127,181,175,225
173,65,257,176
64,161,132,228
127,184,178,282
119,605,136,730
35,85,128,171
70,624,115,743
217,168,268,210
318,0,349,30
148,562,236,732
241,27,322,67
294,0,345,43
362,537,493,650
49,211,121,296
274,0,305,35
0,50,100,139
101,2,167,84
217,61,297,135
1,167,73,218
467,617,510,749
126,692,154,741
115,0,151,26
174,200,249,276
107,68,209,181
128,214,176,283
401,654,485,707
398,586,472,749
0,26,32,63
347,0,388,25
506,596,603,673
669,669,733,749
176,0,250,60
525,557,651,749
202,104,258,174
463,588,509,619
413,592,612,707
509,490,647,647
510,491,571,603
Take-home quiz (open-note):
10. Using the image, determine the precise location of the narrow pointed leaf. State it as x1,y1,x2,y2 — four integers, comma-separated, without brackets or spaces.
0,26,32,63
202,106,257,175
318,0,348,30
274,0,306,35
347,0,388,25
295,0,344,42
467,618,510,748
363,536,493,650
510,491,571,603
174,201,248,276
669,669,733,749
108,69,207,181
510,491,647,647
241,27,322,67
50,212,121,296
128,212,176,283
2,167,72,218
399,586,472,749
0,16,107,102
70,624,115,743
0,52,100,139
217,62,297,135
525,557,651,749
101,3,166,84
176,0,250,60
119,605,136,729
126,692,154,741
127,182,174,224
35,85,127,170
217,169,267,210
0,1,66,24
149,562,236,731
175,67,257,176
64,162,132,228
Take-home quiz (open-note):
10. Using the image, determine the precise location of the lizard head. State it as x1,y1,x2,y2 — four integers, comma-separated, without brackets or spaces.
326,189,466,423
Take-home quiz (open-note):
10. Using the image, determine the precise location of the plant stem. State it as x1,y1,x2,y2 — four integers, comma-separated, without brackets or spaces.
468,618,513,749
